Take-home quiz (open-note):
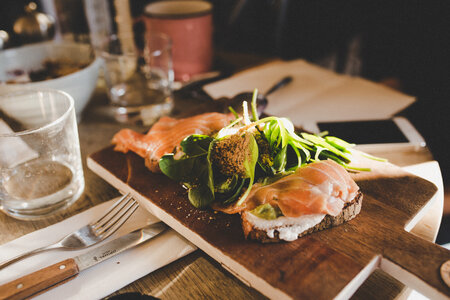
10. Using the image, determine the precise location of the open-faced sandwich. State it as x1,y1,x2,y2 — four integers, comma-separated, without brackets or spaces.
112,91,376,242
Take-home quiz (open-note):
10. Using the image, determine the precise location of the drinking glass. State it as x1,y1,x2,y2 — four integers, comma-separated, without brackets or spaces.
99,32,174,125
0,89,84,220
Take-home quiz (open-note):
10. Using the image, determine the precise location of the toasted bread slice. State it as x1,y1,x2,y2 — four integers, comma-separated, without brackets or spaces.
242,191,363,243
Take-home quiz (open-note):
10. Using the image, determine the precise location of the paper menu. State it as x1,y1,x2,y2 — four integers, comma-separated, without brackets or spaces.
203,59,415,127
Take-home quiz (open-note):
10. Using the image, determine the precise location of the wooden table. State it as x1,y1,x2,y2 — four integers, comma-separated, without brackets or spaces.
0,81,442,299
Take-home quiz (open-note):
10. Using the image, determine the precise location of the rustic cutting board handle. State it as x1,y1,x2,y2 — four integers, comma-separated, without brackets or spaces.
0,258,79,300
381,229,450,299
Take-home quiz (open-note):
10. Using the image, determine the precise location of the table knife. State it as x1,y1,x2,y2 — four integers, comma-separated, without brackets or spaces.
0,222,168,300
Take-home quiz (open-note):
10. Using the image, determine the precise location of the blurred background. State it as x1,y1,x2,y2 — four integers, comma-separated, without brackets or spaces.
1,0,449,240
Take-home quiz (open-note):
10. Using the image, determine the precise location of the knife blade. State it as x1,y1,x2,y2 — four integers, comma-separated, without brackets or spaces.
0,222,168,300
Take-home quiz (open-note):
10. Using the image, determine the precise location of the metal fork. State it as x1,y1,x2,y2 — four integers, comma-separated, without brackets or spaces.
0,193,139,270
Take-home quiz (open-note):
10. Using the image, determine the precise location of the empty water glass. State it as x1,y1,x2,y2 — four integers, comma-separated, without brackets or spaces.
99,31,174,125
0,89,84,220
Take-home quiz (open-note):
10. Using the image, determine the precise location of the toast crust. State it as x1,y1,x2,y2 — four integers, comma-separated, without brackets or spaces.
242,191,363,243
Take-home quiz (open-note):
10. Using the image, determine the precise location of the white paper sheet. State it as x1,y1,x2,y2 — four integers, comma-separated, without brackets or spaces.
203,59,415,126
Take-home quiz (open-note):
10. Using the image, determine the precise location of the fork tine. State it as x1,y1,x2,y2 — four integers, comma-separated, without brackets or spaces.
90,193,133,229
96,200,139,238
93,196,136,233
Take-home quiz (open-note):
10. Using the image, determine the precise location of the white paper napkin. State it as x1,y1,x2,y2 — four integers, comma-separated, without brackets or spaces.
203,59,416,126
0,198,197,300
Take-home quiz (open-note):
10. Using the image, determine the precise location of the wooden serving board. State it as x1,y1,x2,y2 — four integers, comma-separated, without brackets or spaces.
87,147,450,299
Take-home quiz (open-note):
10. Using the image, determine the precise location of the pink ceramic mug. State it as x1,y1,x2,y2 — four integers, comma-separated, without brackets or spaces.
143,0,213,82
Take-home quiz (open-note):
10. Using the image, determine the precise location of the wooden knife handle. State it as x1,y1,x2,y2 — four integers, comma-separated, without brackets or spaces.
0,258,79,300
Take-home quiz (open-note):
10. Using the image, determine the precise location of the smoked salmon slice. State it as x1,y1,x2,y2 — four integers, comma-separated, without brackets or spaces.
112,112,233,172
218,160,359,217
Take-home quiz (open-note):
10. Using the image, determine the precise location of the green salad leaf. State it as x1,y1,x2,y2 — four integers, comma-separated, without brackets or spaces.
188,177,214,208
160,134,215,208
181,135,213,156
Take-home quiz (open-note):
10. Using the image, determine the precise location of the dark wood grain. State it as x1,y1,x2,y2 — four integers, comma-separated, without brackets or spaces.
88,145,449,299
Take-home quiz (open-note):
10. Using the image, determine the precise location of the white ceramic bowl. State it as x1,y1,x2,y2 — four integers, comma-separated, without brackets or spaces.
0,41,101,120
